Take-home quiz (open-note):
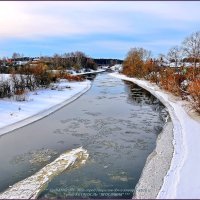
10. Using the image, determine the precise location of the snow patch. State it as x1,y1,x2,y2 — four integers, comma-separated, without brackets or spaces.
71,69,106,76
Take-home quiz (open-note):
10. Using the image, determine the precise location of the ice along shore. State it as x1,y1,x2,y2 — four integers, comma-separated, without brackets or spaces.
110,73,200,199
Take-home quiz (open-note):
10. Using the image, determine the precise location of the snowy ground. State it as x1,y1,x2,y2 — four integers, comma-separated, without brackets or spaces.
0,73,12,81
49,68,106,76
71,69,106,75
110,73,200,199
0,75,91,136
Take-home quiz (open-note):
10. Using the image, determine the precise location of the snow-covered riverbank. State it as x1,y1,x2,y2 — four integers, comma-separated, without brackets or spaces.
71,69,106,75
110,73,200,199
0,78,91,136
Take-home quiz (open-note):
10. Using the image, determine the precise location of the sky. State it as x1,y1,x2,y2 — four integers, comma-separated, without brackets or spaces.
0,1,200,59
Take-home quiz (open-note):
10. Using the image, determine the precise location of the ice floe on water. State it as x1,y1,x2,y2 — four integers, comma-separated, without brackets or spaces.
10,149,58,165
0,147,89,199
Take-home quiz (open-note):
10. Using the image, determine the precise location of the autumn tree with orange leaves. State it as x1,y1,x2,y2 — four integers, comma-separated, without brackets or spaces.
122,31,200,112
122,47,152,78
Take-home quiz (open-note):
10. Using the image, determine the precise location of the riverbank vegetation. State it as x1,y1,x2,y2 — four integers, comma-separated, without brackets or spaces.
0,51,122,74
0,50,122,100
0,61,85,101
122,31,200,112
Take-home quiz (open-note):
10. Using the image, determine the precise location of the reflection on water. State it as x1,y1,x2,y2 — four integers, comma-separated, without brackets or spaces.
0,73,168,199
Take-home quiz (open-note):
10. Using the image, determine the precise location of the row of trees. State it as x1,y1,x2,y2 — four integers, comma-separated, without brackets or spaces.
0,53,97,100
45,51,97,71
122,31,200,112
0,51,97,100
0,51,97,73
166,32,200,68
0,62,85,101
0,64,53,100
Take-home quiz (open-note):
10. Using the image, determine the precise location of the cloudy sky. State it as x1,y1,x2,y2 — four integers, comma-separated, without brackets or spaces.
0,1,200,59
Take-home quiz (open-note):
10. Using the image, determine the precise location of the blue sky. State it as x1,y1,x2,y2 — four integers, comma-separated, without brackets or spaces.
0,1,200,59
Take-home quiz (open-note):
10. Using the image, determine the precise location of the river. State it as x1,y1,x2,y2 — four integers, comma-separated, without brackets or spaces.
0,73,168,198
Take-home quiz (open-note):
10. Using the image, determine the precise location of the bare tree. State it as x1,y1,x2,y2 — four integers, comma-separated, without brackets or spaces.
0,80,11,98
12,52,20,60
156,54,167,67
52,53,61,69
74,51,87,69
167,46,182,68
182,31,200,68
140,48,152,62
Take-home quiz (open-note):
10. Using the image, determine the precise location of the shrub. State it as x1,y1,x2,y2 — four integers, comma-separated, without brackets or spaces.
0,81,12,98
187,78,200,112
56,73,85,82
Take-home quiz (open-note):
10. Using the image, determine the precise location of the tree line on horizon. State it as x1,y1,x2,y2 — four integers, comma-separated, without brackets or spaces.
0,52,94,100
0,51,123,74
0,50,123,100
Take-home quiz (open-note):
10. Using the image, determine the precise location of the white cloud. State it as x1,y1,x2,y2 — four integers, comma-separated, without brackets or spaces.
0,1,199,40
0,1,200,58
0,1,135,39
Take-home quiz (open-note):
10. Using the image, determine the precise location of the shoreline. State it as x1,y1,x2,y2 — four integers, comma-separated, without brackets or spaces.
134,120,174,198
0,81,91,136
109,73,183,198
